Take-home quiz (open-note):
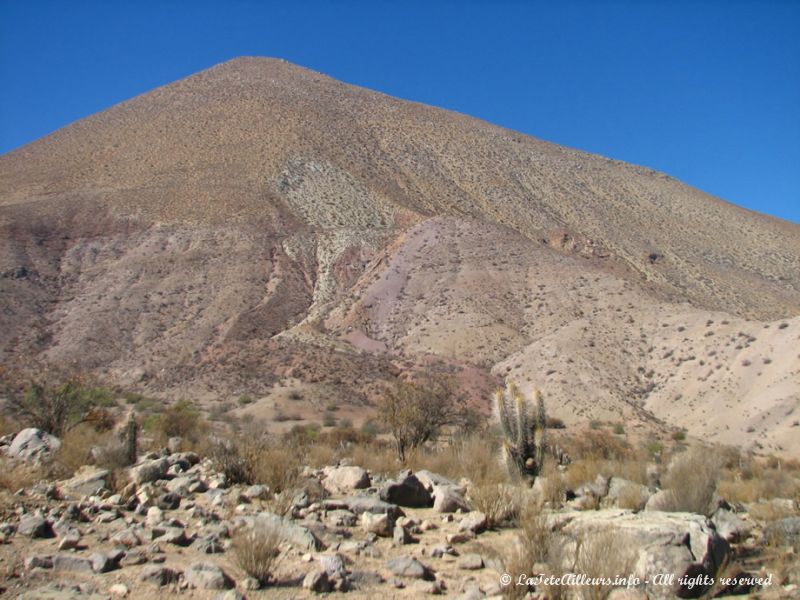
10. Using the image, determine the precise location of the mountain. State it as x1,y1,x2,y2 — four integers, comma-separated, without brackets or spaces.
1,57,798,455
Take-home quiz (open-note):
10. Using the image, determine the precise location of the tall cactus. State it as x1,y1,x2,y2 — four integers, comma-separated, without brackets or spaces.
493,381,546,481
125,414,138,465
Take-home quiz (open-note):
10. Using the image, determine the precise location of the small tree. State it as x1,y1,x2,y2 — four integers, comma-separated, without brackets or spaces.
494,381,546,482
379,376,462,462
2,369,112,437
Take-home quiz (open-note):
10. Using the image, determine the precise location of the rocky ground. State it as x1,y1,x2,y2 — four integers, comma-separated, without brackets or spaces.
0,427,798,599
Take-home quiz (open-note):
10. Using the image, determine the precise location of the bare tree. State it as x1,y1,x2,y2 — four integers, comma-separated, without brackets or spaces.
378,376,464,461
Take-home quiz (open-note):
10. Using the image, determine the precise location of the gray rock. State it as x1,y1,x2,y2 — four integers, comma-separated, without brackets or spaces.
8,428,61,462
52,554,93,572
551,509,730,599
644,489,676,512
24,554,53,569
57,530,82,550
140,565,181,586
152,526,189,546
215,592,247,600
318,553,348,577
327,509,357,527
112,526,146,547
393,523,413,545
458,512,487,534
432,485,469,513
349,570,384,587
89,552,117,573
120,549,148,567
194,535,225,554
361,511,393,537
457,553,484,570
243,484,268,500
18,514,53,538
764,515,800,548
415,470,457,492
380,472,432,508
329,496,403,518
235,512,321,550
711,508,753,543
303,568,332,593
386,556,434,580
59,466,110,497
130,457,170,485
185,561,234,590
606,477,652,510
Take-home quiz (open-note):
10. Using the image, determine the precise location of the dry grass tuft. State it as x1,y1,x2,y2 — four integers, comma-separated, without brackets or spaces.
231,524,283,585
0,457,42,492
502,501,557,599
469,480,522,528
573,530,637,600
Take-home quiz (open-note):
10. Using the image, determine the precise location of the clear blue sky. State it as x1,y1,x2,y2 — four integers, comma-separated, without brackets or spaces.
1,0,798,222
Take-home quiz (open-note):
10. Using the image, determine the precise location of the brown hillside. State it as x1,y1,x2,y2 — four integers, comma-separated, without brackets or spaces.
1,57,798,455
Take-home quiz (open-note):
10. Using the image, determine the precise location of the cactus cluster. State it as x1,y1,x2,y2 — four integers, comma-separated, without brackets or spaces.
493,381,546,481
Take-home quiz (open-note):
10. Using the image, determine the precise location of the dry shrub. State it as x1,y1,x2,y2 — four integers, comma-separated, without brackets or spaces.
617,483,648,510
564,454,648,493
573,530,637,600
502,501,559,599
468,469,522,528
568,429,632,461
661,446,722,514
749,500,799,523
346,440,399,477
231,524,283,585
0,415,19,437
209,436,301,494
538,462,567,508
407,435,499,483
149,399,209,450
718,463,800,503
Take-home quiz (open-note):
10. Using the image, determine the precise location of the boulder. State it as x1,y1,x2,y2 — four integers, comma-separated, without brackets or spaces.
457,553,484,570
184,561,234,590
59,466,110,498
415,470,457,491
322,466,370,494
234,512,322,550
380,472,432,508
711,508,753,543
52,554,93,573
130,457,170,484
7,428,61,462
432,484,469,513
303,569,332,593
386,556,434,580
361,512,393,537
551,509,730,599
644,489,676,512
606,477,652,511
328,496,403,519
764,515,800,549
458,512,488,534
24,554,53,569
18,514,53,538
140,565,181,586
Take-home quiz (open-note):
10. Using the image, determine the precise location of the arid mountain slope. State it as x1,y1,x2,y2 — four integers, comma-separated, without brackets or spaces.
1,57,798,455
